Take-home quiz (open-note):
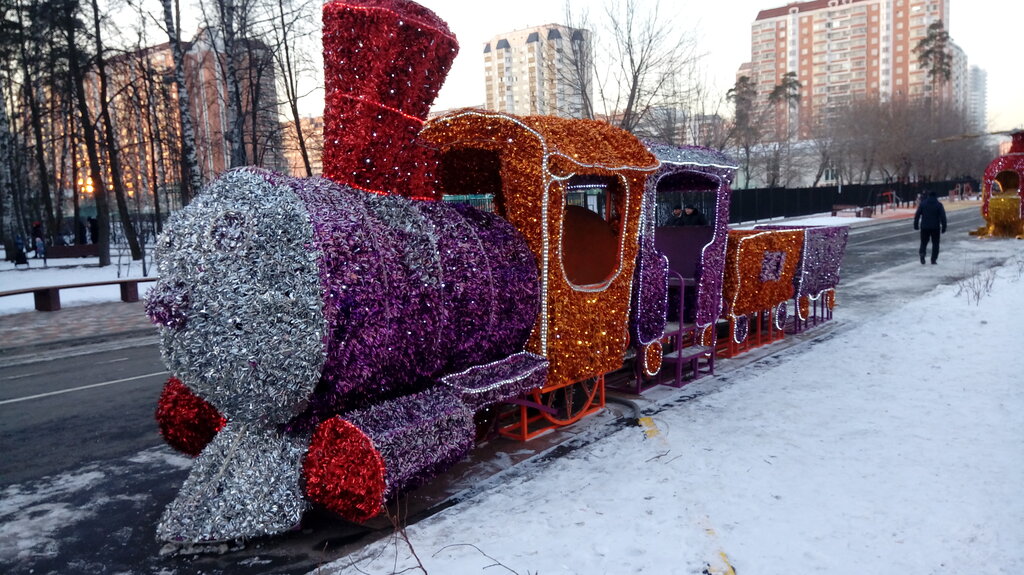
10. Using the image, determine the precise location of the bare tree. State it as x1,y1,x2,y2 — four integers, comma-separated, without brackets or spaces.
200,0,249,168
764,72,802,187
0,1,16,250
87,0,143,260
726,75,761,187
159,0,204,205
265,0,318,176
61,0,113,265
14,0,57,242
563,0,699,133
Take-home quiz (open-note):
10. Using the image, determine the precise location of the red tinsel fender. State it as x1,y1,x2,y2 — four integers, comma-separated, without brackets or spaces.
155,377,226,457
303,416,387,523
322,0,459,198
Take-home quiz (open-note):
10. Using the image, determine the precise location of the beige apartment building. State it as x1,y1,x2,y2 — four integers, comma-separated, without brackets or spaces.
483,24,591,118
741,0,972,138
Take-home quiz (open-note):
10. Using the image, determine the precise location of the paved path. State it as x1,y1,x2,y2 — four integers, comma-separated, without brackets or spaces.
0,300,155,357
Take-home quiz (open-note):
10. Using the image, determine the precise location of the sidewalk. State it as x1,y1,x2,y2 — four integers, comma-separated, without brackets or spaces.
0,199,978,360
0,300,156,358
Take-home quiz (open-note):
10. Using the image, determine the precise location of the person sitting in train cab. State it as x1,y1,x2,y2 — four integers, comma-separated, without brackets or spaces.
677,204,708,226
663,205,686,226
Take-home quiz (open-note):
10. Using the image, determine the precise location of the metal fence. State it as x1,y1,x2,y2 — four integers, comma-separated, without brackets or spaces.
728,178,979,224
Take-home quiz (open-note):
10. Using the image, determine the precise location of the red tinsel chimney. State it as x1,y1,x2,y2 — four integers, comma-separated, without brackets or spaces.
321,0,459,199
1010,131,1024,155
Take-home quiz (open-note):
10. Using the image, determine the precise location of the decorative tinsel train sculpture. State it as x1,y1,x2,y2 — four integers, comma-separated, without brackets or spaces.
146,0,849,544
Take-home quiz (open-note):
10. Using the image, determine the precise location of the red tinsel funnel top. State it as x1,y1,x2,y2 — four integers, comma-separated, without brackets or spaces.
321,0,459,198
1010,131,1024,154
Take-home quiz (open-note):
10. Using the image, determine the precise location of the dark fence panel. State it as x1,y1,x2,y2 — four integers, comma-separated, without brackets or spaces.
728,178,978,224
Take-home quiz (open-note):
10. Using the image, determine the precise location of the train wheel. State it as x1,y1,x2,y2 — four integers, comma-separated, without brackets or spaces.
533,375,604,426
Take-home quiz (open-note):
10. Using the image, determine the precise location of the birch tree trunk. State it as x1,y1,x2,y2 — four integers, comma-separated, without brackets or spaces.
161,0,204,205
89,0,142,260
15,0,56,243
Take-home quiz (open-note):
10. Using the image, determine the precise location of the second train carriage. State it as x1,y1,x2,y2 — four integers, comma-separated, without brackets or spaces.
626,143,738,392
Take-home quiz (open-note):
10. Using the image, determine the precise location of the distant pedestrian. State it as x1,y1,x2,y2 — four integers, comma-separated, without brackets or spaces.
31,222,45,259
88,217,99,244
914,191,946,264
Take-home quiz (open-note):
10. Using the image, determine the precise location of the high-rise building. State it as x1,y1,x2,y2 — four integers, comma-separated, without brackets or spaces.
741,0,966,138
483,24,591,118
966,66,988,133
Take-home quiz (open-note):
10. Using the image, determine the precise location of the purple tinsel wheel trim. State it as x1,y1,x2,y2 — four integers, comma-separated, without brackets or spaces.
440,351,549,411
343,386,475,499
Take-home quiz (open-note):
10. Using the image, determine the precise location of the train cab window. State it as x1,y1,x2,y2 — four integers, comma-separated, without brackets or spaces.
438,148,503,213
655,171,720,229
562,176,623,287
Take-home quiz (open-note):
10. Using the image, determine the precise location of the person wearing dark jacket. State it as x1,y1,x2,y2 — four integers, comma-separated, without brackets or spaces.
678,204,708,226
914,191,947,264
663,205,685,226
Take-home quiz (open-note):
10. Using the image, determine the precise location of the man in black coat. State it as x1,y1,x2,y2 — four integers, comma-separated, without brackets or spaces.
664,205,685,226
914,191,947,264
678,204,708,226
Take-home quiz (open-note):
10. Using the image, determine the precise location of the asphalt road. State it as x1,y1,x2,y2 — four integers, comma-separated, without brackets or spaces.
0,344,167,484
0,206,1007,575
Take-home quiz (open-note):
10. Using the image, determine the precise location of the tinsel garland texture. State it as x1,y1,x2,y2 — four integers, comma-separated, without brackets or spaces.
755,225,849,297
421,110,659,387
643,141,736,334
291,175,538,428
322,0,458,197
148,167,542,536
723,229,804,316
147,168,538,434
155,377,226,457
304,387,475,522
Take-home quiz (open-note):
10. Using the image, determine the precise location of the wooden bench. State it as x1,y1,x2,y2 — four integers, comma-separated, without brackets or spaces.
0,278,158,312
47,244,102,258
831,204,872,217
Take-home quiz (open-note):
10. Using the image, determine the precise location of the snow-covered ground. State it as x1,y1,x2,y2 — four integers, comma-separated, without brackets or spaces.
316,252,1024,575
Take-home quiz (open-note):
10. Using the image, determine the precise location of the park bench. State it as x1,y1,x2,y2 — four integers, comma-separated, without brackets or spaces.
0,278,157,312
47,244,102,258
831,204,873,217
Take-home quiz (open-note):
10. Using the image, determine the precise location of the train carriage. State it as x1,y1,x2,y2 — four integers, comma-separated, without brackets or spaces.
754,224,849,332
627,144,737,391
717,228,805,358
421,109,659,439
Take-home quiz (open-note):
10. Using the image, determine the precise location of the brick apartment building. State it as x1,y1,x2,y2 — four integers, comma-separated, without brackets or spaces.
740,0,976,139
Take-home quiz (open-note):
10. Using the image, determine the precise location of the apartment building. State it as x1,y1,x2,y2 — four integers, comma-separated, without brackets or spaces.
73,29,285,216
742,0,969,137
483,24,591,118
966,65,988,133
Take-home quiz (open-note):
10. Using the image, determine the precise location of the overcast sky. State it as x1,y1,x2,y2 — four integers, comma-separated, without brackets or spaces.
420,0,1023,132
167,0,1021,133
